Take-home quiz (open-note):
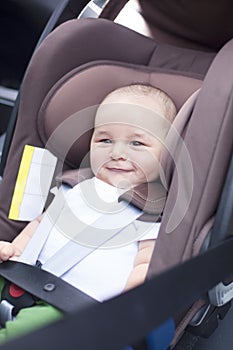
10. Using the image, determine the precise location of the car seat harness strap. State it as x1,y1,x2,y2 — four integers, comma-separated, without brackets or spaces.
18,186,143,275
0,190,143,326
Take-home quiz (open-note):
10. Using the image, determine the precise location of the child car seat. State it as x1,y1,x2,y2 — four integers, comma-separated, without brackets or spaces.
0,1,232,349
0,16,215,240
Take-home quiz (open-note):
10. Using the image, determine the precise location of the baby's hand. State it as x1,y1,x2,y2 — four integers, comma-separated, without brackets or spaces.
0,242,22,262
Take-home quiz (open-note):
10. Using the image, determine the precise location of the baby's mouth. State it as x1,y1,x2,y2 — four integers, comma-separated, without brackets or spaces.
106,167,133,173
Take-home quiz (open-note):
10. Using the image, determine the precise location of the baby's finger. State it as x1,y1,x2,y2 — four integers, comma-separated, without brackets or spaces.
0,243,15,261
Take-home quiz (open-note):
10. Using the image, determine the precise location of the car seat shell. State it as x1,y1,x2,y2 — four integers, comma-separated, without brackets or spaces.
0,18,215,241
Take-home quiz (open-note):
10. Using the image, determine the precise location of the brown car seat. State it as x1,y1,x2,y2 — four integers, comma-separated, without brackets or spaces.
0,1,232,349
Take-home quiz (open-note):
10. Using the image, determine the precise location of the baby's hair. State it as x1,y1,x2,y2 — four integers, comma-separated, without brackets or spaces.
102,84,177,124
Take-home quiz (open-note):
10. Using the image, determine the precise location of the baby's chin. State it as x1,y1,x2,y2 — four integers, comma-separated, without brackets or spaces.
112,179,133,189
96,175,134,189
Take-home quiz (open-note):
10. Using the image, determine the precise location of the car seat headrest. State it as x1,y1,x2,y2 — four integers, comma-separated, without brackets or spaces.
38,64,202,173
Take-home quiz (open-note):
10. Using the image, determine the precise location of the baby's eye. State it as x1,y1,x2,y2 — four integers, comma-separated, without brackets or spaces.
99,139,112,144
131,140,144,146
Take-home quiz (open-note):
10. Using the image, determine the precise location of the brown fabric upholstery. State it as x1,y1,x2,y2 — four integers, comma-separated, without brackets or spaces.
0,18,213,241
148,38,233,278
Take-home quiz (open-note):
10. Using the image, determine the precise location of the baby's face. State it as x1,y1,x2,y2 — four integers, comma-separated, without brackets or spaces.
90,123,162,188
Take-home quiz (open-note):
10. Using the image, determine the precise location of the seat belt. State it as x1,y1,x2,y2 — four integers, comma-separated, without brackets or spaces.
2,235,233,350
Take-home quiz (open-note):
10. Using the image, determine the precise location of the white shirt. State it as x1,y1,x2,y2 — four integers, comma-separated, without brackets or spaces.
38,178,160,301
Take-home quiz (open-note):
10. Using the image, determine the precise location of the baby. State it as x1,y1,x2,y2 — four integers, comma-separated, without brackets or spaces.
0,84,177,342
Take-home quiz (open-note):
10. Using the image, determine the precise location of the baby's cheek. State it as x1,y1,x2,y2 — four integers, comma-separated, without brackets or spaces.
145,162,160,182
90,149,100,174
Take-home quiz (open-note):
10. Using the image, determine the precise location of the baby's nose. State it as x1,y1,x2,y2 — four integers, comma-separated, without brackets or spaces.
111,142,127,160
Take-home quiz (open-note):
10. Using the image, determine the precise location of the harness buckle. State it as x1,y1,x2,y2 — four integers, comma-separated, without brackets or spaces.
0,300,15,328
0,281,37,325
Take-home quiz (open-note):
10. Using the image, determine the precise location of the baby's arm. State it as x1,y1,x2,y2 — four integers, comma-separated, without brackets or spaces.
124,239,156,291
0,214,44,261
